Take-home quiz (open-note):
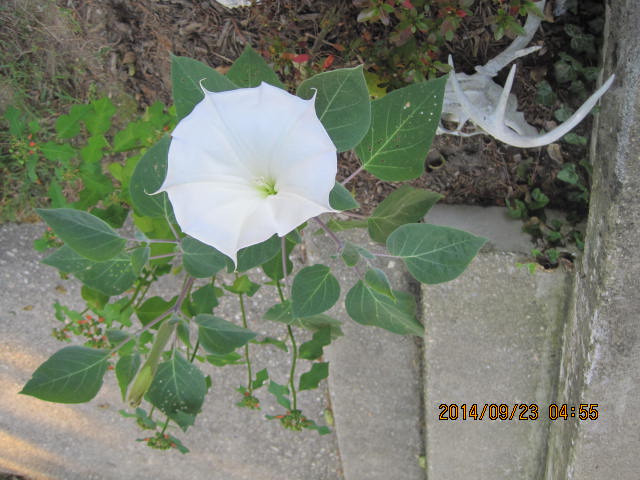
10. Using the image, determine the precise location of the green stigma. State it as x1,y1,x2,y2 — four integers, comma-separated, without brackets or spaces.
255,177,278,197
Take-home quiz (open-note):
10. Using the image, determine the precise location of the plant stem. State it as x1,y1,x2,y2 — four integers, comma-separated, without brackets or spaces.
275,280,286,303
133,279,154,310
341,165,363,186
189,339,200,363
160,416,170,435
313,216,344,250
238,292,253,394
110,276,194,354
149,253,178,260
281,236,289,292
287,325,298,411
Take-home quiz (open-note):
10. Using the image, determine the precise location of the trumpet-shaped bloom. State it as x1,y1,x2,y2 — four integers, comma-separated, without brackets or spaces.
158,82,337,265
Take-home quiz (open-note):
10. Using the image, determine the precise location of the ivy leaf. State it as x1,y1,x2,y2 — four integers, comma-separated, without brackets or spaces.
226,45,285,89
37,208,126,262
20,346,110,403
291,265,340,317
146,352,207,431
299,362,329,391
196,314,257,355
386,224,487,284
355,76,446,181
367,186,442,243
346,281,423,336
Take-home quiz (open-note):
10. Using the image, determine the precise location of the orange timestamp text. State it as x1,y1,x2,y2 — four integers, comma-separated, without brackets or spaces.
438,403,600,421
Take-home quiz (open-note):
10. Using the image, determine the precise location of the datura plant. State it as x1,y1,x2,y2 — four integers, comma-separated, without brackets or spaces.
19,46,607,452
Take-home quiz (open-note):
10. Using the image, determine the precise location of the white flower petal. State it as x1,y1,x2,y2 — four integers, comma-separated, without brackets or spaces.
164,182,264,263
160,82,337,266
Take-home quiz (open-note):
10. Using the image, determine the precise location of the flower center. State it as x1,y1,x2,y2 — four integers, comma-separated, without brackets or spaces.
254,176,278,197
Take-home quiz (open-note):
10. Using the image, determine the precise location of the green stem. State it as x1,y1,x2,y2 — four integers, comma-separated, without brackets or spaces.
275,280,286,304
160,416,170,435
238,291,253,394
189,339,200,363
110,276,195,355
287,325,298,411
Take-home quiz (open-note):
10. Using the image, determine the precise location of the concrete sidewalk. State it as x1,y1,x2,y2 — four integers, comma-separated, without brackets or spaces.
1,204,571,480
0,222,341,480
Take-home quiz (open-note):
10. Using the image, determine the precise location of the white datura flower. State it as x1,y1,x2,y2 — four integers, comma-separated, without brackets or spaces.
157,82,337,266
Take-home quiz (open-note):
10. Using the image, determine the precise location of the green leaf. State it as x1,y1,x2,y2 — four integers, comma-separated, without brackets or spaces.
387,223,486,284
4,105,25,136
297,65,372,152
191,284,220,315
235,234,281,271
42,246,136,296
226,45,285,89
37,208,126,262
364,268,395,300
563,132,588,146
299,362,329,391
146,352,207,431
116,354,141,401
345,281,423,335
196,314,257,355
264,301,294,324
299,327,332,360
40,142,76,165
130,136,173,218
224,275,260,296
252,368,269,390
206,352,244,367
131,246,150,274
291,265,340,317
329,182,359,211
55,104,91,139
251,337,288,352
557,163,580,185
136,296,175,327
536,80,557,107
182,236,227,278
355,76,447,181
81,285,110,310
294,314,343,339
268,380,291,410
171,55,238,121
20,346,109,403
368,185,442,243
80,135,108,164
85,97,116,135
106,329,135,355
341,241,361,267
262,235,296,280
326,218,368,232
